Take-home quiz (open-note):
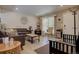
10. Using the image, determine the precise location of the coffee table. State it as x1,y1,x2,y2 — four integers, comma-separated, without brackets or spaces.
26,34,39,43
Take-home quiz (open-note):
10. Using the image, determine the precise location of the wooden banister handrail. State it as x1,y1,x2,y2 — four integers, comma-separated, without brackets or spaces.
49,40,76,54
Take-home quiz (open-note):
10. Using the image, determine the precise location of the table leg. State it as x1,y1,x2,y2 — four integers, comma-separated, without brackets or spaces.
31,37,34,43
38,36,40,42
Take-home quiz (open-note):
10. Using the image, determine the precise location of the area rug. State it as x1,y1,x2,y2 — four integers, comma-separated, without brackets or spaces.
35,44,49,54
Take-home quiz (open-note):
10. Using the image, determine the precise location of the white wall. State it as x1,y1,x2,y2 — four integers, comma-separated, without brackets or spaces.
74,10,79,35
63,11,74,35
63,10,79,35
55,13,63,30
0,11,39,30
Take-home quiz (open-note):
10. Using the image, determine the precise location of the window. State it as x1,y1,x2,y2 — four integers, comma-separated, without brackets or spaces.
42,16,54,33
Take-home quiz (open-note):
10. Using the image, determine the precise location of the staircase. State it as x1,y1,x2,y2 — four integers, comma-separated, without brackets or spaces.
49,34,77,54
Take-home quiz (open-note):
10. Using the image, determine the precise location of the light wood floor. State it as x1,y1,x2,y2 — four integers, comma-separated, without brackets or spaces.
21,36,55,54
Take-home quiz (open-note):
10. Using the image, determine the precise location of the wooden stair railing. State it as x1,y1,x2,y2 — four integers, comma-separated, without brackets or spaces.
63,34,78,44
49,40,76,54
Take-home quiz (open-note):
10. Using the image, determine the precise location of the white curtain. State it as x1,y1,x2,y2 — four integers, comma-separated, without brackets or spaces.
42,16,54,34
42,17,48,33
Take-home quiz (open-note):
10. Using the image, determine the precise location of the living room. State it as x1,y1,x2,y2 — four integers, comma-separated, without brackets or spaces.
0,5,79,54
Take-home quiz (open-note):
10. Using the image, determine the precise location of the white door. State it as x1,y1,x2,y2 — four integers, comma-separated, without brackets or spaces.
63,11,74,35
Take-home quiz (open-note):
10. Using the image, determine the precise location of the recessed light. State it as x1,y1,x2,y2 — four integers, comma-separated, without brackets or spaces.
16,8,18,10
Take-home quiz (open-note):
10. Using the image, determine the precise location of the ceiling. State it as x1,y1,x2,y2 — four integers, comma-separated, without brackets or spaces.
0,5,77,16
